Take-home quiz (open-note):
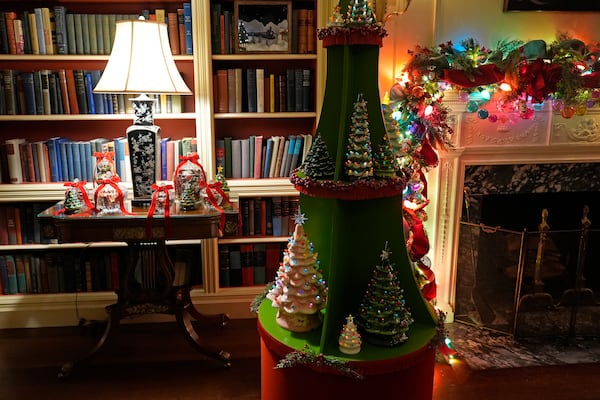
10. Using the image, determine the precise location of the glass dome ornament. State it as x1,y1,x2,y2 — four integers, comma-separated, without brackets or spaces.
94,177,129,215
174,154,207,211
94,151,118,184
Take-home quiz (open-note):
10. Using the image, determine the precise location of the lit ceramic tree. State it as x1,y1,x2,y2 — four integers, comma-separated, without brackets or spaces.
267,210,328,332
356,243,414,346
338,314,362,355
345,93,373,180
373,134,397,178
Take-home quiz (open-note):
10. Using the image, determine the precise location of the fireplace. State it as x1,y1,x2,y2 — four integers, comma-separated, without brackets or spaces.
454,163,600,337
425,97,600,338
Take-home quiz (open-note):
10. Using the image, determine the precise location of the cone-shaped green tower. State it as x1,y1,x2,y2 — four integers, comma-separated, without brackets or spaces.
259,0,437,362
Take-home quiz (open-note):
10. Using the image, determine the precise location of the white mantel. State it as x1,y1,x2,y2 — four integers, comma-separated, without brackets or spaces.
424,97,600,320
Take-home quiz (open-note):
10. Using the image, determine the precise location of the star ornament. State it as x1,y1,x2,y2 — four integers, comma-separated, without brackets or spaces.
294,206,308,225
380,241,391,261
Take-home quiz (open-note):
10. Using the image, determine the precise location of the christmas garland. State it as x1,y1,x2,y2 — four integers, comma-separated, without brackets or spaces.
275,344,364,380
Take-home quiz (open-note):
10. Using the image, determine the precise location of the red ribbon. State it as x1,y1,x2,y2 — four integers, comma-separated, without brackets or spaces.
93,177,134,215
174,153,207,183
146,183,173,239
93,151,118,183
200,181,241,235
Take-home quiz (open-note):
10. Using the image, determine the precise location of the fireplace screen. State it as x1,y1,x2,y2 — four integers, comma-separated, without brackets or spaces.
456,206,600,339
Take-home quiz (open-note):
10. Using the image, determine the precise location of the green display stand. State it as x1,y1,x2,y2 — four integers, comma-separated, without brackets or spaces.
258,2,438,398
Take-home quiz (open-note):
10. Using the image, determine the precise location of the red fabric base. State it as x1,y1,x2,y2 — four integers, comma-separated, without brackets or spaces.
259,323,436,400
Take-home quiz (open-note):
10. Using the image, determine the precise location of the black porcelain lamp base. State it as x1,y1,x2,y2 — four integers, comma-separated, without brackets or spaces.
126,124,161,206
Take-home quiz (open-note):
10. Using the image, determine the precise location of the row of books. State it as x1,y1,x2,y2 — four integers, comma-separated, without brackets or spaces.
0,68,184,116
0,4,193,56
0,202,55,246
0,245,202,295
214,68,313,114
210,4,315,55
0,135,198,184
218,242,285,288
0,250,122,295
238,196,299,238
216,134,313,180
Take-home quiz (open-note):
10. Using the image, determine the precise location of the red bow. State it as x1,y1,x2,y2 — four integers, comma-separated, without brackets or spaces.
174,153,207,182
520,58,562,103
146,183,173,239
200,181,241,235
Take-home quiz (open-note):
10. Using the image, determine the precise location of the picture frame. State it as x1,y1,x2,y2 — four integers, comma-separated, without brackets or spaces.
504,0,600,12
234,1,291,54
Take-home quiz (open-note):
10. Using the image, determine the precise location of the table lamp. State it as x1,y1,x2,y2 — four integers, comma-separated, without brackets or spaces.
94,18,192,207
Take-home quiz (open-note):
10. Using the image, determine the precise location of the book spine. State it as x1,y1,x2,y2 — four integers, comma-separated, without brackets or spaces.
53,6,68,54
177,8,186,57
21,72,37,115
183,2,193,55
256,68,264,113
167,12,180,55
253,136,263,179
40,7,54,55
4,12,17,54
27,13,39,55
0,13,8,54
65,14,76,54
246,68,257,112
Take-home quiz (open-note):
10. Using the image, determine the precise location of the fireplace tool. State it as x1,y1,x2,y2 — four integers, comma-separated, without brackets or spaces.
514,209,559,338
558,205,599,337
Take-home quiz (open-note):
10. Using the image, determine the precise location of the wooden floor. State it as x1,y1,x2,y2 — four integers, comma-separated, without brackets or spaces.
1,318,599,400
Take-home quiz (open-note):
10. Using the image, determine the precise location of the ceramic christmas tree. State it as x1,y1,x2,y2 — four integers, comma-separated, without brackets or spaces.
266,210,328,332
300,133,335,180
338,314,362,355
345,93,374,180
373,134,397,177
356,243,414,346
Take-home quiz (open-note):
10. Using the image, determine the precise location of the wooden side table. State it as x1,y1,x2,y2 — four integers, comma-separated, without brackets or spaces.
38,203,231,378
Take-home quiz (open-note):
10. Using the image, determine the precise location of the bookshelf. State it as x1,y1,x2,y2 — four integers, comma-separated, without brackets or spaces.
0,0,330,328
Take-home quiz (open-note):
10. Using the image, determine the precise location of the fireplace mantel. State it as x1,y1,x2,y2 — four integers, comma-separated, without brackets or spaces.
425,98,600,320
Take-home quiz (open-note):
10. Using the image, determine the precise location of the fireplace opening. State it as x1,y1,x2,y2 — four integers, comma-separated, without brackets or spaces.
455,165,600,338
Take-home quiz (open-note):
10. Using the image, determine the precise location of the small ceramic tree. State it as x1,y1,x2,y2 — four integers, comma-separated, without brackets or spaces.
338,314,362,355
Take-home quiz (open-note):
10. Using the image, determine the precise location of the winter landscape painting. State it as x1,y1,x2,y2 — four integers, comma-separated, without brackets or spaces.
235,1,291,53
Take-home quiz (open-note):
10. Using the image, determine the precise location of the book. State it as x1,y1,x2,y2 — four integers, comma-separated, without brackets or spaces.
33,8,46,55
229,245,242,286
40,7,54,55
241,138,250,178
1,69,16,115
73,70,88,114
0,256,8,294
223,136,232,178
289,135,304,172
14,255,26,293
215,139,225,171
65,13,75,54
64,69,79,114
53,6,68,54
286,69,295,112
246,68,257,112
215,69,228,113
227,68,236,113
273,136,286,178
253,135,263,179
295,69,303,112
268,136,281,178
167,12,180,55
231,138,242,179
256,68,264,113
301,134,313,164
262,137,273,179
234,68,243,112
279,137,291,177
5,254,18,294
73,14,84,54
302,69,312,111
21,72,37,115
5,138,25,183
240,244,254,286
183,2,193,54
253,243,267,285
218,244,230,287
27,12,39,54
0,13,8,54
0,207,8,244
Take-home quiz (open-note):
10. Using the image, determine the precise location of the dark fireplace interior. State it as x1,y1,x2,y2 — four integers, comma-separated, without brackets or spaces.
455,163,600,338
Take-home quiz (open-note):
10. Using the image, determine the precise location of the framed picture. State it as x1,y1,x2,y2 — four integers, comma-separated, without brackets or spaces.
504,0,600,12
234,1,291,53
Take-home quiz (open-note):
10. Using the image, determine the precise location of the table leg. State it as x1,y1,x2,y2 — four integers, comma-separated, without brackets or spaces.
58,304,121,378
175,288,231,367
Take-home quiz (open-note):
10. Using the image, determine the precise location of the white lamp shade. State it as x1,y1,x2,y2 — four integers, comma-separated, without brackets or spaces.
94,19,192,95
